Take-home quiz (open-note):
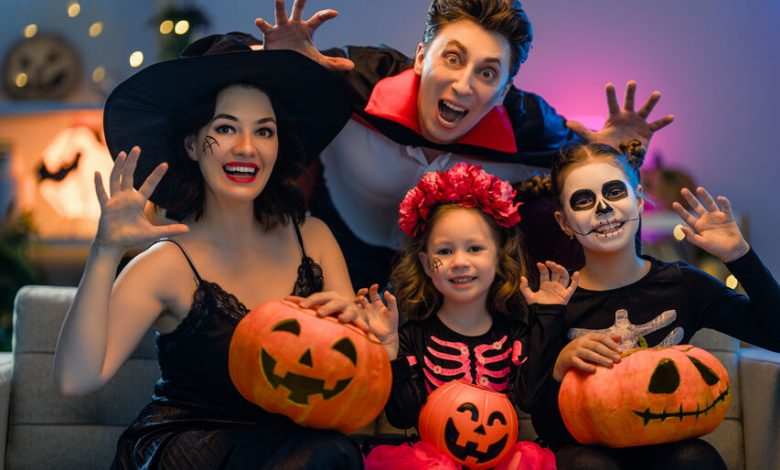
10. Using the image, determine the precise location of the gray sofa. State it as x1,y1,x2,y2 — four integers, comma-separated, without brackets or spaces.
1,285,779,469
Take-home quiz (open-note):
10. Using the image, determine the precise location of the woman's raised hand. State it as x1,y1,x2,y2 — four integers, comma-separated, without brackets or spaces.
94,146,188,251
255,0,354,71
672,187,750,263
520,261,579,306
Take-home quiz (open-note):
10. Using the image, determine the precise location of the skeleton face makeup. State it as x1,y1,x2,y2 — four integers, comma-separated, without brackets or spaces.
556,161,642,253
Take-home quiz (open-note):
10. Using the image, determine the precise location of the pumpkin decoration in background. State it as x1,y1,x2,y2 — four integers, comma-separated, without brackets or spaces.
228,299,391,433
559,344,730,448
419,380,518,470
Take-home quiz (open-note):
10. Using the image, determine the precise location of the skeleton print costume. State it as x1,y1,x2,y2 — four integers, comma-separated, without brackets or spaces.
531,249,780,451
384,304,565,430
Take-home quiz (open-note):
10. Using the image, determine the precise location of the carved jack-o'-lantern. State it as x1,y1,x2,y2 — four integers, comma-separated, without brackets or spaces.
419,380,518,470
559,344,731,447
228,300,391,433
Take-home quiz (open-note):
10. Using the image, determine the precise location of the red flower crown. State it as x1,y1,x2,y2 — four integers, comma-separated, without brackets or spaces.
398,162,522,238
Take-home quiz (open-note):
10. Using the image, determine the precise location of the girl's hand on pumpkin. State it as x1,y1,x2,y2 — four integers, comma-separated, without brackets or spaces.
94,146,189,254
553,333,622,382
356,284,399,358
672,187,750,263
292,291,370,332
520,261,579,306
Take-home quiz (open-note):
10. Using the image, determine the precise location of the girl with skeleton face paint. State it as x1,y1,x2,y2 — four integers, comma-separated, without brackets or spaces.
527,142,780,469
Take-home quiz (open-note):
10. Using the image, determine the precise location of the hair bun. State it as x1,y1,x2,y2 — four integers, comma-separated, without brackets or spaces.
618,139,646,170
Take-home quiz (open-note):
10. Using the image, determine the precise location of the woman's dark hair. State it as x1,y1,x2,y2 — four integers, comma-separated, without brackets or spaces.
165,83,306,227
422,0,533,78
390,204,529,323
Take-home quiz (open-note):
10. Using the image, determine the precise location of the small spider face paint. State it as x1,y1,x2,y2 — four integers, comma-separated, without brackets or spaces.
202,135,219,156
558,162,642,253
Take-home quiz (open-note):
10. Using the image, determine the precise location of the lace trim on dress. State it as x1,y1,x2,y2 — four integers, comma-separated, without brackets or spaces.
294,257,324,297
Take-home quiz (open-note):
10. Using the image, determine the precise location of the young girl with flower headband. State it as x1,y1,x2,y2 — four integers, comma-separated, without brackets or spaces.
361,162,576,468
528,143,780,469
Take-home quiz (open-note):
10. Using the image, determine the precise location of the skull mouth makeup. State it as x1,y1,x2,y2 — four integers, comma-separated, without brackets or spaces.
260,349,353,405
444,417,510,463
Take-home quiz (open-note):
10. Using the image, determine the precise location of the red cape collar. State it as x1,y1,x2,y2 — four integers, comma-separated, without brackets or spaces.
363,69,517,153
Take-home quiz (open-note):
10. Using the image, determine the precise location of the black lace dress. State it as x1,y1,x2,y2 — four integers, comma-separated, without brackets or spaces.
111,229,363,469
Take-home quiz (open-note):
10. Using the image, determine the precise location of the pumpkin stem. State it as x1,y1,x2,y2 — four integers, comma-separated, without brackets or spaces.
638,336,649,349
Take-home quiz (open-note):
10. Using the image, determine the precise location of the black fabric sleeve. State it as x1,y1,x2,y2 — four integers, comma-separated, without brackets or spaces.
502,88,583,167
513,303,566,412
321,45,412,113
697,249,780,351
382,324,427,430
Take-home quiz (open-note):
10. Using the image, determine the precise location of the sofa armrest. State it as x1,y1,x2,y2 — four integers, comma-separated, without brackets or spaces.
739,347,780,470
0,352,14,470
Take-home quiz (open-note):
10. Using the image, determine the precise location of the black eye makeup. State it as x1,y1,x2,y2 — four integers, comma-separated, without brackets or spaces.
602,180,628,201
569,189,596,211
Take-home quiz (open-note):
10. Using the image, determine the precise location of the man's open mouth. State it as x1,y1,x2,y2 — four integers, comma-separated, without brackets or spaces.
438,100,468,123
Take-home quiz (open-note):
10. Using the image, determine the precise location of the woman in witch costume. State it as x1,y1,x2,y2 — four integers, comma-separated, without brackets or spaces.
52,32,365,468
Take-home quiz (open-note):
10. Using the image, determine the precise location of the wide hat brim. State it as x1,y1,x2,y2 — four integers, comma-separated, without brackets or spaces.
103,49,353,209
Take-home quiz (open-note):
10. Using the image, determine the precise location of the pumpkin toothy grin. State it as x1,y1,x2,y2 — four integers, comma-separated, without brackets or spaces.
633,386,730,426
260,349,352,405
438,100,468,123
444,418,508,463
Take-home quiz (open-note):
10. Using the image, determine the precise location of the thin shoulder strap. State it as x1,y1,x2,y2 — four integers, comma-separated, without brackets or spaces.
292,223,309,259
151,238,202,283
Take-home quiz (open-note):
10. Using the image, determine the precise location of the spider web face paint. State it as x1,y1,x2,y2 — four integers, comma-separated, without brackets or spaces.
202,135,219,156
430,257,443,272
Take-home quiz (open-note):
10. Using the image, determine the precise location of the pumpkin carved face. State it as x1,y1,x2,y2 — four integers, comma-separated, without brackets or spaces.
229,300,391,433
419,380,518,470
559,344,731,448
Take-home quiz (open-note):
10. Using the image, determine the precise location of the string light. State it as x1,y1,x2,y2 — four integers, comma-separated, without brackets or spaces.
92,66,106,83
129,51,144,68
174,20,190,35
67,2,81,18
23,24,38,38
15,73,28,88
673,224,685,241
159,20,174,35
88,22,103,38
725,275,738,290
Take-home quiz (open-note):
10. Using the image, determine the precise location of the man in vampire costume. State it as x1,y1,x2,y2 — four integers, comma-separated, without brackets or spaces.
256,0,673,291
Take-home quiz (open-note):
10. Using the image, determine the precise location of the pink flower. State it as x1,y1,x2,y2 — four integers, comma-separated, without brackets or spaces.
398,163,523,237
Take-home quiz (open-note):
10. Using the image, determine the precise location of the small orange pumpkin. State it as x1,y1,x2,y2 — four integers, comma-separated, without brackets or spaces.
419,380,518,470
558,344,730,447
228,299,391,433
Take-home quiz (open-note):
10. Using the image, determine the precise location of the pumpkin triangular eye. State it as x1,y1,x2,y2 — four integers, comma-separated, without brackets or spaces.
648,358,680,394
688,356,720,385
332,338,357,365
271,319,300,335
456,402,479,421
